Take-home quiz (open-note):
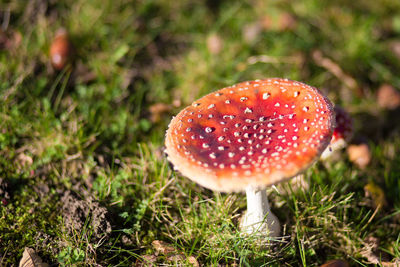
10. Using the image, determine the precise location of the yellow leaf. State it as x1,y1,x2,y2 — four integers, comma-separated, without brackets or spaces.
364,182,387,209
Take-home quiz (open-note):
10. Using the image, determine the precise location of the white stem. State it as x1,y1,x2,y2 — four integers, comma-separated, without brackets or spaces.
241,186,281,237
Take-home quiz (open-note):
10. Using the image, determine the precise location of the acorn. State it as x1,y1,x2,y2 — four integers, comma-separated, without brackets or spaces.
50,28,73,70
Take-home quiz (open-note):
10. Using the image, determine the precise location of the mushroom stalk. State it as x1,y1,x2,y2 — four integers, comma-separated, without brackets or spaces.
241,186,281,237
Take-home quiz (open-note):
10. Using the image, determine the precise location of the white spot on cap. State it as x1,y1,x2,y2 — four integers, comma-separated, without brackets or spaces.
244,107,253,114
263,92,271,99
205,127,214,133
208,104,215,109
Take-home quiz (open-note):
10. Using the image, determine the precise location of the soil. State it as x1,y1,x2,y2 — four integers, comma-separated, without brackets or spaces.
61,190,112,241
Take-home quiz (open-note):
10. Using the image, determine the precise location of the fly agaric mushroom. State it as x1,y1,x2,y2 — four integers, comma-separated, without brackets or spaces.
165,78,334,236
321,106,353,160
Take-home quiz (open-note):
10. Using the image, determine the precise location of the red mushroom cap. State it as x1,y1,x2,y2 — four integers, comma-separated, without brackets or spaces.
321,106,353,159
165,78,334,192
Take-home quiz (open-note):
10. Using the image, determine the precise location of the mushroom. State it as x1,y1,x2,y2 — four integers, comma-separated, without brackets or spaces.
165,78,334,236
321,106,353,160
292,106,353,190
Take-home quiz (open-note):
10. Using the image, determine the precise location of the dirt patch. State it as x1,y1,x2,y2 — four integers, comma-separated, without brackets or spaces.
61,191,111,241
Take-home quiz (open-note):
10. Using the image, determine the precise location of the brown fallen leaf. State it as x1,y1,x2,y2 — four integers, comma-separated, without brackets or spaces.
320,259,349,267
347,144,371,169
19,247,48,267
151,240,199,266
17,153,33,167
377,84,400,110
188,256,200,267
152,240,175,255
361,237,399,266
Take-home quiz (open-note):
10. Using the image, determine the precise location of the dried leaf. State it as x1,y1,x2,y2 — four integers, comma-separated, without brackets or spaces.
17,153,33,167
152,240,175,255
347,144,371,169
187,256,200,267
361,246,400,266
166,254,199,266
364,182,387,209
377,84,400,110
19,248,48,267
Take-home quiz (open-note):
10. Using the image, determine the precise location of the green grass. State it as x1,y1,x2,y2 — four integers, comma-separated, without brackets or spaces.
1,0,400,265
